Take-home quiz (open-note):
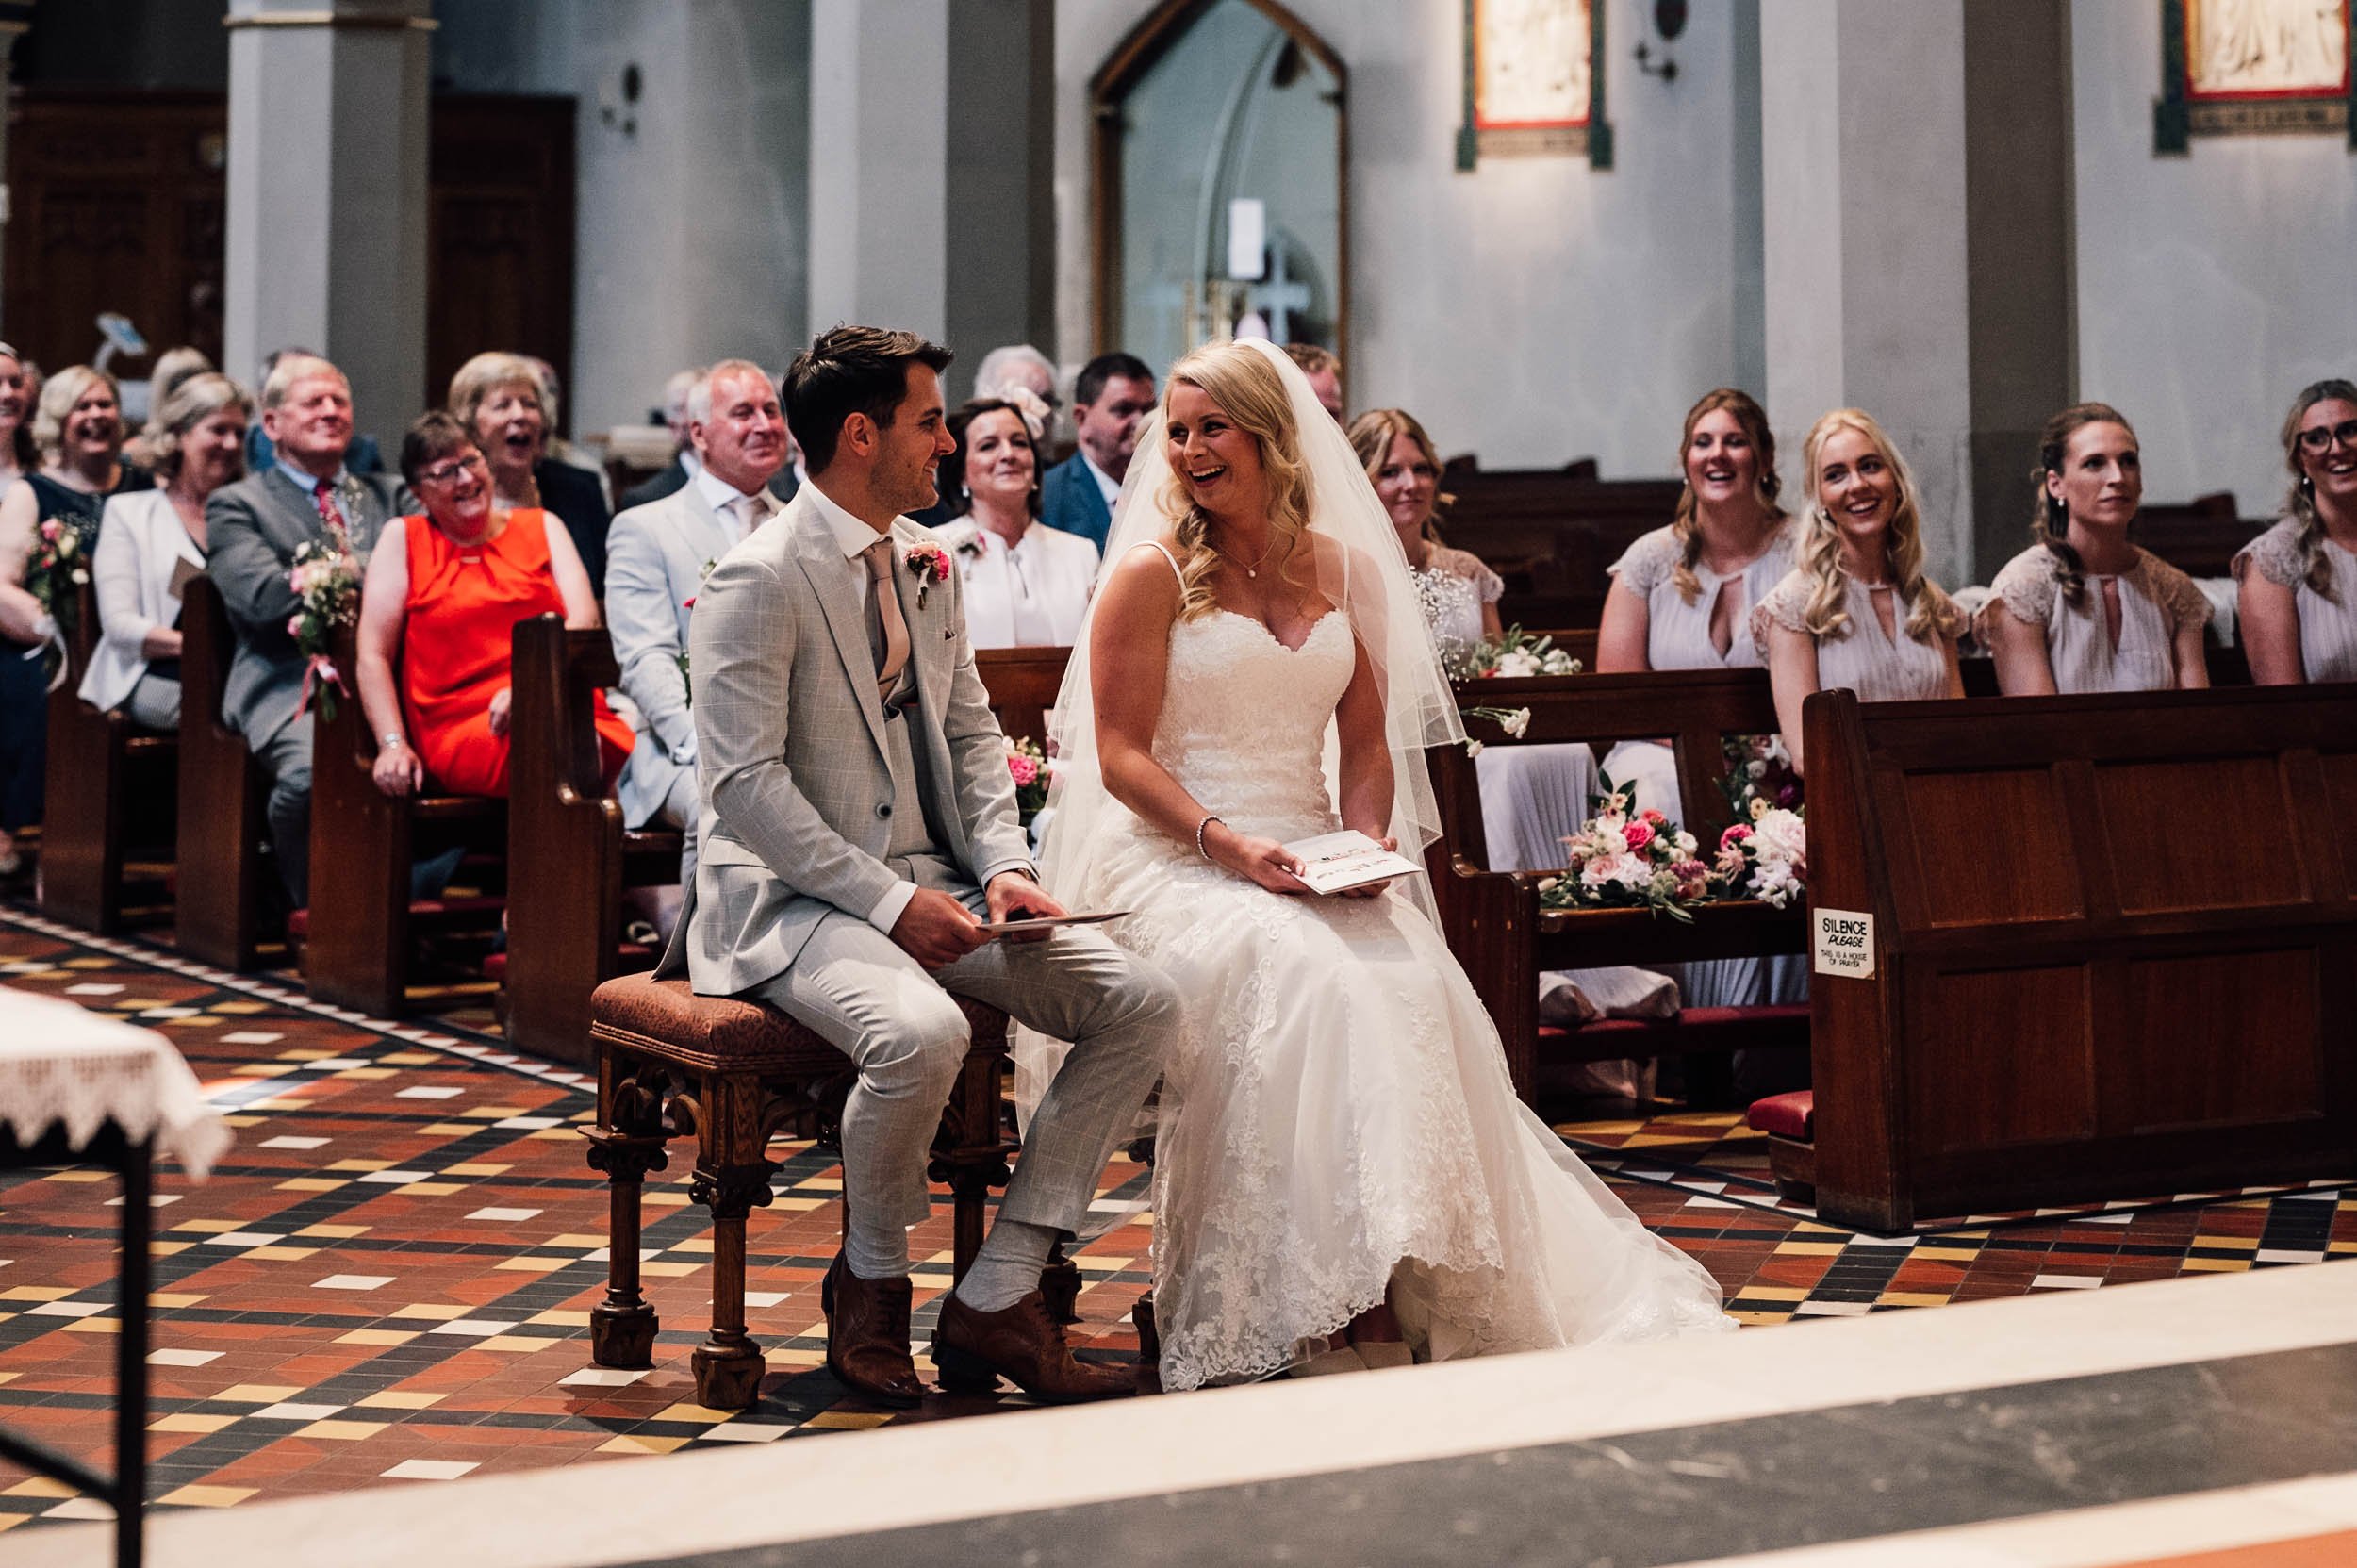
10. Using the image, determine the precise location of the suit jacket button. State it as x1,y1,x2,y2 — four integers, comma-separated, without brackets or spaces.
876,803,892,818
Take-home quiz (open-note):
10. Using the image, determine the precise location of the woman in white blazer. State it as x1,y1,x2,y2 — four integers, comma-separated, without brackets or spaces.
80,373,251,729
934,398,1098,648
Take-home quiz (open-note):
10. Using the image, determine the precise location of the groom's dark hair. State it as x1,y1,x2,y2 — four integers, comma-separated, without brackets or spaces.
784,324,954,475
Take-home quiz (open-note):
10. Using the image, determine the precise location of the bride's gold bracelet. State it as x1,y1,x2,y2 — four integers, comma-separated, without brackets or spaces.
1195,814,1225,862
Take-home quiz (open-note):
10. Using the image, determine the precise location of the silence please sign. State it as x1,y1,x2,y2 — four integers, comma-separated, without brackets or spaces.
1813,908,1876,979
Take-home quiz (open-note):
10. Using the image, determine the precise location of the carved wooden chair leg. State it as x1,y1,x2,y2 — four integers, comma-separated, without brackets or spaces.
585,1060,668,1368
688,1079,776,1411
1039,1239,1083,1325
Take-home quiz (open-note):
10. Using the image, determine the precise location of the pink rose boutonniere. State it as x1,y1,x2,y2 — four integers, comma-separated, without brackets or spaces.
906,541,950,609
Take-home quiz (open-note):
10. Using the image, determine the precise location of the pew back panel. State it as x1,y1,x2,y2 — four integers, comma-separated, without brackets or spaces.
41,579,173,933
1803,685,2357,1231
1437,467,1684,629
174,579,272,968
975,647,1068,749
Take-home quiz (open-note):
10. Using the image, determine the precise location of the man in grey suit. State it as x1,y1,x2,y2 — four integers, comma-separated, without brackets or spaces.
664,325,1175,1406
608,358,792,897
205,355,411,905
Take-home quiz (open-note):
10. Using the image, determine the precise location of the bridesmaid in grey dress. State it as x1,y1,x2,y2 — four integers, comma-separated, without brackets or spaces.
1595,389,1802,1096
1753,408,1966,774
2237,378,2357,685
1980,404,2210,695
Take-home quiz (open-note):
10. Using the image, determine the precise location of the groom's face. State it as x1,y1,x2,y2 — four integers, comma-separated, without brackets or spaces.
874,364,955,516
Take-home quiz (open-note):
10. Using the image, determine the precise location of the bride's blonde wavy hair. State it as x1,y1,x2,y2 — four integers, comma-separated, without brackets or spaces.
1157,341,1315,622
1796,408,1960,645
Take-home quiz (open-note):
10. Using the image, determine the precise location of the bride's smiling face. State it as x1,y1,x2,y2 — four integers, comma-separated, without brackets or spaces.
1166,381,1265,518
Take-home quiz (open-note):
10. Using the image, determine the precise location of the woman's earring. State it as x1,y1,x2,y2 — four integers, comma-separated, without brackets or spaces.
2299,472,2316,502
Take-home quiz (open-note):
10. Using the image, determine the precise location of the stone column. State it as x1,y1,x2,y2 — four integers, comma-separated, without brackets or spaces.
1759,0,2073,585
223,0,433,450
808,0,1054,396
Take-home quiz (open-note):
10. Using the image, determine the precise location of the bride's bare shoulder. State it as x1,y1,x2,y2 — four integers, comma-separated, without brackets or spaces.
1098,536,1186,613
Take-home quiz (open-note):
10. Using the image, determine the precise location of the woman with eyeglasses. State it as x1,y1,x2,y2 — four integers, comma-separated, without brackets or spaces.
2236,380,2357,685
353,411,629,801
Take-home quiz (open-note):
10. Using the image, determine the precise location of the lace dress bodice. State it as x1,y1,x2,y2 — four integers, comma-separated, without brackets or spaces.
1145,608,1355,843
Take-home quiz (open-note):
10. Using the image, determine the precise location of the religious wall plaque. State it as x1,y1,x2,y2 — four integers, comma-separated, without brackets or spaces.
1457,0,1612,171
2156,0,2355,151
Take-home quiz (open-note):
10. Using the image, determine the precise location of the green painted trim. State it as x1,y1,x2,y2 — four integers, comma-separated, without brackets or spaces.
1457,0,1480,171
1589,0,1614,170
2155,0,2190,154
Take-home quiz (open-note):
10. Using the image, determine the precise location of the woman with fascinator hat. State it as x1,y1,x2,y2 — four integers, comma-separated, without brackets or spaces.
1028,339,1731,1391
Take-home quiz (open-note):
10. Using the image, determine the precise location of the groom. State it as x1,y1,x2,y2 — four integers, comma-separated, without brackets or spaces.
660,325,1176,1405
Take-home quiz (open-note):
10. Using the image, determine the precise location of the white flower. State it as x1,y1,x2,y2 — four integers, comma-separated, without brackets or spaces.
1747,759,1767,778
1492,650,1541,678
1536,876,1559,893
1673,831,1697,855
1500,707,1531,738
1464,739,1484,757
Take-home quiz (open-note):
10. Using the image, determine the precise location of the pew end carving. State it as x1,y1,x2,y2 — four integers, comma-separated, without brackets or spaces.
174,578,275,970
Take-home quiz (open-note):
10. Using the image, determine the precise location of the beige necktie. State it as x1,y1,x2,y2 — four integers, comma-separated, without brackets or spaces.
863,539,910,701
730,493,765,541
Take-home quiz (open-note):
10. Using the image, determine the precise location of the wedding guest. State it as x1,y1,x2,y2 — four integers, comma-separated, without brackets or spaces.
1981,404,2209,694
123,345,215,470
354,412,626,801
0,366,156,871
1754,408,1966,774
447,351,611,597
523,354,615,508
240,347,385,477
610,358,789,895
972,343,1061,443
80,374,251,732
0,343,35,497
617,367,706,512
1285,342,1344,422
1041,352,1154,552
936,398,1097,649
206,353,409,904
1348,407,1500,666
2237,378,2357,685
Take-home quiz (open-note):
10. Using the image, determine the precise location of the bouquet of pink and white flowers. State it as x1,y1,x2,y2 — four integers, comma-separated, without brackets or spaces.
1535,775,1714,921
1005,735,1051,827
1461,624,1583,680
1712,797,1807,908
1721,732,1803,817
25,515,92,668
288,539,362,720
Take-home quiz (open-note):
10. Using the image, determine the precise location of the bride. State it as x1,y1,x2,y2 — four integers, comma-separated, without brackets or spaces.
1030,338,1732,1391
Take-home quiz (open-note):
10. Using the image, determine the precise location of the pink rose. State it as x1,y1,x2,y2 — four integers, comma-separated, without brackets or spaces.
288,614,306,637
1622,819,1655,851
1719,823,1753,851
1007,754,1039,786
1640,809,1667,827
38,520,58,542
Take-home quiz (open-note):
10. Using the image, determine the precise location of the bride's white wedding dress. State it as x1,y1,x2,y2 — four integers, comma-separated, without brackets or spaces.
1075,596,1735,1392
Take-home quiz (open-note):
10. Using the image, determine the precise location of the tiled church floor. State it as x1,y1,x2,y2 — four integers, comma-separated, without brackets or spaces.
2,900,2352,1535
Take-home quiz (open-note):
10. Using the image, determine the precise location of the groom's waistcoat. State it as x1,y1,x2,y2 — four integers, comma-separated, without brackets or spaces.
659,487,1031,997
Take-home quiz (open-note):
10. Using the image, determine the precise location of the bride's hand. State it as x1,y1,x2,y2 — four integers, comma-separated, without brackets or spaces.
1211,826,1310,895
1335,835,1400,899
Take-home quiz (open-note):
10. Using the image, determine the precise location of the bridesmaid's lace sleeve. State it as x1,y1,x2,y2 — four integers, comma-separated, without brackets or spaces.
1431,544,1505,604
2138,552,2213,635
1747,569,1814,662
1976,547,2058,643
1606,526,1678,599
2232,519,2306,589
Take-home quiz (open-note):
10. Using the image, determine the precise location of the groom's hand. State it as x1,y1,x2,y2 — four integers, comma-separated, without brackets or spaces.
985,871,1067,942
891,888,988,968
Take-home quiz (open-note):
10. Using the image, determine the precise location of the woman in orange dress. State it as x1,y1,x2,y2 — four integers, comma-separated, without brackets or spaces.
354,410,629,799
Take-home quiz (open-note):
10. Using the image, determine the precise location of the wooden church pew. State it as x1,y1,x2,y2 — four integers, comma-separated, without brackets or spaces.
173,578,274,970
40,579,174,933
1426,668,1809,1104
503,616,681,1066
1437,462,1684,629
301,621,504,1016
975,646,1068,749
1789,683,2357,1233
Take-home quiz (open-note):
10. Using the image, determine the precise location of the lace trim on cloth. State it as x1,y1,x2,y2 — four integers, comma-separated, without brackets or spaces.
1605,525,1680,597
2134,550,2213,635
2232,519,2308,590
1978,546,2064,639
0,989,232,1178
1427,544,1506,604
1746,569,1815,661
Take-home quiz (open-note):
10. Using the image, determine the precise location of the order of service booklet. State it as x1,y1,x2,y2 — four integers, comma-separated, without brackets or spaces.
1284,831,1426,895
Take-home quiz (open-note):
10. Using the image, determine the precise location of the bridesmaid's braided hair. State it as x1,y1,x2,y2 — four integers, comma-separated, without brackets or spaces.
1160,343,1314,623
2030,403,2135,607
2279,378,2356,602
1670,388,1785,605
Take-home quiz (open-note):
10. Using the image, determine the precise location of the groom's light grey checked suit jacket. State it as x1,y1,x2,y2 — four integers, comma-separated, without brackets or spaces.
654,487,1033,997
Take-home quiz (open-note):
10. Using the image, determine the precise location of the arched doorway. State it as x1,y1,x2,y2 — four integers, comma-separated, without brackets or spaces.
1091,0,1346,382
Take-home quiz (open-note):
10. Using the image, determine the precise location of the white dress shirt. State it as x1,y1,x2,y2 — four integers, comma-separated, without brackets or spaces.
1081,451,1121,512
691,464,776,547
938,515,1099,648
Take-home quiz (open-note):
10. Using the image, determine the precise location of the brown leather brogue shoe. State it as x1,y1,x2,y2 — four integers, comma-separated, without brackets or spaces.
821,1253,923,1408
931,1289,1134,1403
